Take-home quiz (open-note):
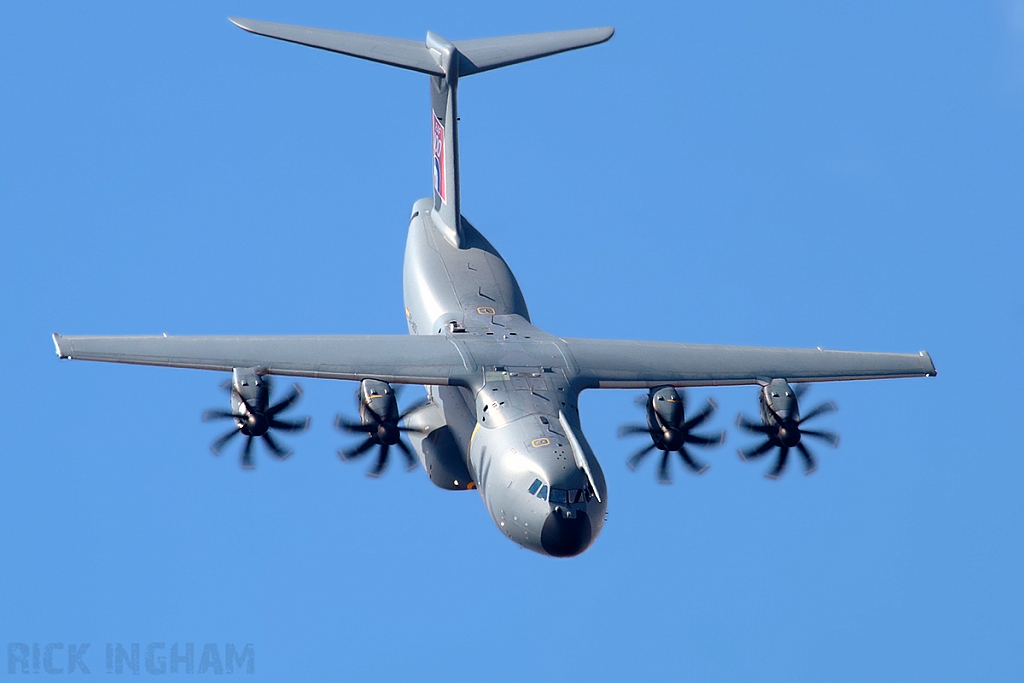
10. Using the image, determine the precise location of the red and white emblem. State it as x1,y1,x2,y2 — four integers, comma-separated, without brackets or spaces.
432,112,446,205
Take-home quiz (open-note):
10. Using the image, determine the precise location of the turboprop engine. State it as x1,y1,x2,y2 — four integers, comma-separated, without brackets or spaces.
202,367,310,468
335,379,425,477
618,386,726,484
736,378,840,478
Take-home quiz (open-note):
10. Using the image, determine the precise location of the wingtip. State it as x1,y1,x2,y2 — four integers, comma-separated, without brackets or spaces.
52,332,69,359
920,351,937,377
228,16,253,32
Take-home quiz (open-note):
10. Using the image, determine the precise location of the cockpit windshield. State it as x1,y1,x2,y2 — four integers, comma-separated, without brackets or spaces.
529,479,587,504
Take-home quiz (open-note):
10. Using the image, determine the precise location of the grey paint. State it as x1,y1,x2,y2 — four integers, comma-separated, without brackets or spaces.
228,17,614,78
228,17,445,75
52,20,936,557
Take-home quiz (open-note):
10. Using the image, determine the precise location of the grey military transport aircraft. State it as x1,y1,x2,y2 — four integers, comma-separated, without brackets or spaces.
52,18,936,557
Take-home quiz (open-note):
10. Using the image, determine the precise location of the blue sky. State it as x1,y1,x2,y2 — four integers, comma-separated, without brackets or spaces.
2,1,1022,680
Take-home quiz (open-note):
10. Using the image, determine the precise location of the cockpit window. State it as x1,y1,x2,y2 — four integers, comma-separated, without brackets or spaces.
530,484,588,504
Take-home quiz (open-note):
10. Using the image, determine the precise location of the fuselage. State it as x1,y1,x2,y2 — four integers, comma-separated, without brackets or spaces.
402,198,608,557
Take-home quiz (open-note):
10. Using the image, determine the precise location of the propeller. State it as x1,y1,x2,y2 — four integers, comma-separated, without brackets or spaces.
618,386,725,484
202,377,310,469
736,382,839,479
335,382,426,478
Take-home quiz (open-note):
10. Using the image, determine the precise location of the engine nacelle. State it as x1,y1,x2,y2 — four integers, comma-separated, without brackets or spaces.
357,378,399,425
231,367,269,413
229,367,272,435
647,386,683,428
758,378,799,427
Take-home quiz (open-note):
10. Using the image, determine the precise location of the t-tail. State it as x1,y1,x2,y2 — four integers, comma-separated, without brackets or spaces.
229,17,614,248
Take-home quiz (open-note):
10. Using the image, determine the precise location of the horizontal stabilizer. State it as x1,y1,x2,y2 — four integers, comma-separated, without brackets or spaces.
229,17,613,77
229,17,444,75
455,27,614,75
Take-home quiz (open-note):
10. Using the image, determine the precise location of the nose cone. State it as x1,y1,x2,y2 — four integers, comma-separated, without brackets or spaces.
541,511,593,557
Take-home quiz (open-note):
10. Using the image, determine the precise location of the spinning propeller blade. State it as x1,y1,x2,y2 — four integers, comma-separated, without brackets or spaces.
736,383,839,479
202,377,309,468
619,387,724,484
336,386,425,477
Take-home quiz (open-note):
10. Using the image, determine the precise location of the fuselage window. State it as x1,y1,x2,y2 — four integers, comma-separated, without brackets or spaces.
550,488,568,504
537,485,548,501
528,478,542,495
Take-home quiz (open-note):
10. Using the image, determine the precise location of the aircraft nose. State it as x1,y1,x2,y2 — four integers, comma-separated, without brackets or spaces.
540,510,593,557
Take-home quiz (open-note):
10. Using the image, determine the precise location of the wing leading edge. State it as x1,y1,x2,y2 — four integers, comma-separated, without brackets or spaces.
52,334,467,385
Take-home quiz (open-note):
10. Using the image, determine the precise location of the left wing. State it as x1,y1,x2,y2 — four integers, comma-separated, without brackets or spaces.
561,338,936,388
52,333,467,385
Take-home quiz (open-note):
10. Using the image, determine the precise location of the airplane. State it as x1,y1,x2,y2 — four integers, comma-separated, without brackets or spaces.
52,17,936,558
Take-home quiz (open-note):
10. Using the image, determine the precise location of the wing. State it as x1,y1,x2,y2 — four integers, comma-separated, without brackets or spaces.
52,333,467,385
562,338,936,388
53,333,936,389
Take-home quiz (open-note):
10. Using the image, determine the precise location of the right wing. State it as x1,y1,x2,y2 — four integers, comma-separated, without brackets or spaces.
52,333,468,385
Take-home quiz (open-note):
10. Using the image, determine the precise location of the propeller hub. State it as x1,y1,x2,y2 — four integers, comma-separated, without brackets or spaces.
377,422,400,445
778,421,801,447
245,412,269,437
661,427,684,451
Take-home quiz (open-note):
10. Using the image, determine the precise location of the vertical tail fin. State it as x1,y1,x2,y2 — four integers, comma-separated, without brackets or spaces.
426,32,462,246
230,18,614,246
